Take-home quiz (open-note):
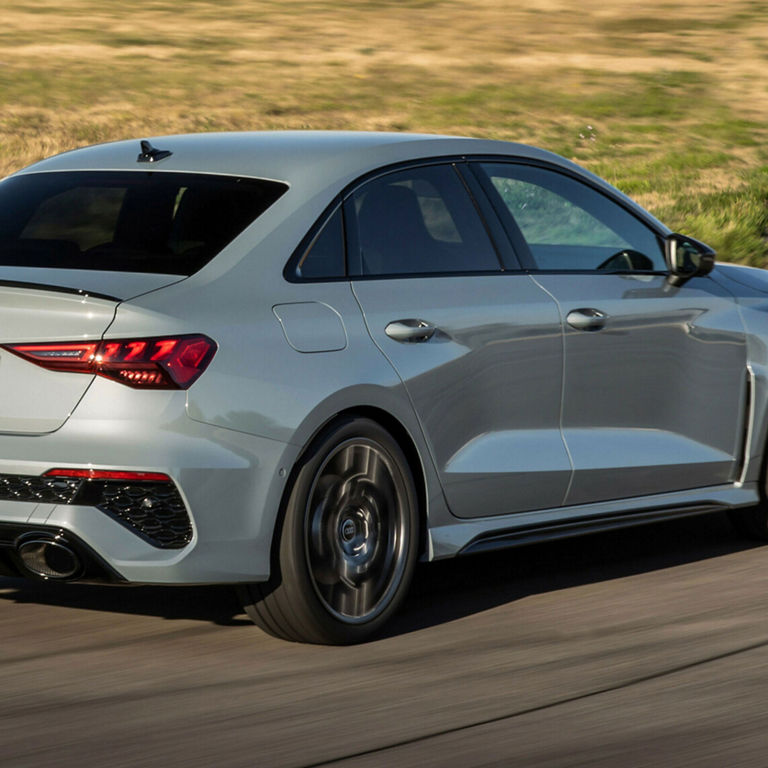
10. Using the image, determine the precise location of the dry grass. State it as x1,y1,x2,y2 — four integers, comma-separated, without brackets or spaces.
1,0,767,261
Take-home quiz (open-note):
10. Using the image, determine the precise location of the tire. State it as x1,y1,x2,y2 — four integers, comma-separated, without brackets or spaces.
239,417,419,644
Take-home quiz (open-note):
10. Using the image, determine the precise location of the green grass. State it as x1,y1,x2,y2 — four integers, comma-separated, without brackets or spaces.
1,0,768,264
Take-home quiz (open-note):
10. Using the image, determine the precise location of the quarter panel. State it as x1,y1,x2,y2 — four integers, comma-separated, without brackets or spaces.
182,282,409,444
272,302,347,352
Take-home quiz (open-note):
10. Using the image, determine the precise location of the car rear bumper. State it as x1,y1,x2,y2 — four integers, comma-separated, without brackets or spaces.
0,384,297,584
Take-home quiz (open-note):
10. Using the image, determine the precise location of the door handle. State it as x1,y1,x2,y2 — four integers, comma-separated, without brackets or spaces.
385,319,436,343
566,308,609,331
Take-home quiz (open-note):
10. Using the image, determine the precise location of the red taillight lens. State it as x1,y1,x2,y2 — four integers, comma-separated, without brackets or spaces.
44,468,171,482
4,342,100,372
3,334,216,389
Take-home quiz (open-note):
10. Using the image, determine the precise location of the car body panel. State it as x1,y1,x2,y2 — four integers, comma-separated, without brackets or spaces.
0,266,186,301
0,377,299,582
710,263,768,487
352,274,571,517
0,286,119,434
272,302,347,353
533,273,748,504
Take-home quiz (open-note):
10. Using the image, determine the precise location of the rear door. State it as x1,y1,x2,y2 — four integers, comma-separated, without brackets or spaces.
347,162,570,518
474,161,747,505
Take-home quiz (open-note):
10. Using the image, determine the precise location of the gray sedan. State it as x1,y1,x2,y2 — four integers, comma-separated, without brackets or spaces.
0,131,765,644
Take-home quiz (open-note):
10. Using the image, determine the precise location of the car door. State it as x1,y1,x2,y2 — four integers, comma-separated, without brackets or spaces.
474,160,748,506
346,162,570,518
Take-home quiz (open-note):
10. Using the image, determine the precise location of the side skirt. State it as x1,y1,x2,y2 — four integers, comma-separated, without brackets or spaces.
427,483,759,560
461,503,725,555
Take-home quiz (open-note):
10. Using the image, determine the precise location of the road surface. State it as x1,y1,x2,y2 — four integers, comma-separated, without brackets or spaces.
2,512,768,767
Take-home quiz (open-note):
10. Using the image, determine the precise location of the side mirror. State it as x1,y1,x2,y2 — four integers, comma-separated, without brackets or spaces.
665,233,715,286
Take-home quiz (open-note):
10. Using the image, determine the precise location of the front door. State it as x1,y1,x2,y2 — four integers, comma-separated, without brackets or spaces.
475,161,747,506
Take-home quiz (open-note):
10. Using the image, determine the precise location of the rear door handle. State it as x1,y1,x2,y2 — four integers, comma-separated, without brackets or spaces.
385,319,436,343
566,308,609,331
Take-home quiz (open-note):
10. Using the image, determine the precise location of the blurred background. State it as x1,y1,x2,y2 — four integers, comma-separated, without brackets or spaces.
1,0,767,265
3,4,768,766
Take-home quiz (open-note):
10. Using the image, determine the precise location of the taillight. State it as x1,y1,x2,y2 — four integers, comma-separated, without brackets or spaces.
2,334,216,389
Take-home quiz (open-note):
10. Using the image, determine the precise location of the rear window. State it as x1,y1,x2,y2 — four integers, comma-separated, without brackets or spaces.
0,171,288,275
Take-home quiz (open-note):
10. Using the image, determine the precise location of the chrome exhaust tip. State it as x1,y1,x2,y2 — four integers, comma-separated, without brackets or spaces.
17,535,81,580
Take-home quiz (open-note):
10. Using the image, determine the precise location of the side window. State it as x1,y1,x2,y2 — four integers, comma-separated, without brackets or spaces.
347,164,500,276
479,163,666,272
295,205,345,279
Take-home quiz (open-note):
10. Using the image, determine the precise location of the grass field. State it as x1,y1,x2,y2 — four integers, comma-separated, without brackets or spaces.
1,0,767,264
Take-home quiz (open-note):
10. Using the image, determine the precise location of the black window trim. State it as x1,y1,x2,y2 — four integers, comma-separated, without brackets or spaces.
284,153,672,282
454,163,522,271
283,195,347,283
285,155,517,283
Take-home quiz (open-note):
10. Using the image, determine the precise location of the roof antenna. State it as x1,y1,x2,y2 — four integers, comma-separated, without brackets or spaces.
137,140,172,163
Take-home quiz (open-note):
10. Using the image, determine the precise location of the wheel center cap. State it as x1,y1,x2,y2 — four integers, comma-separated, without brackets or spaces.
340,518,357,542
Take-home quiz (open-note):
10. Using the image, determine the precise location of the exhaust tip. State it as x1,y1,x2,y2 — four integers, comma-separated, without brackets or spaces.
17,537,81,580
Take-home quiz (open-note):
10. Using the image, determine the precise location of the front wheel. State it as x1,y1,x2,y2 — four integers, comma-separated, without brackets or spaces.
239,417,419,644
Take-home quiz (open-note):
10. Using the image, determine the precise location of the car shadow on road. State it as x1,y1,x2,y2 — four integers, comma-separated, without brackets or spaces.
0,576,249,626
0,512,760,633
382,510,762,639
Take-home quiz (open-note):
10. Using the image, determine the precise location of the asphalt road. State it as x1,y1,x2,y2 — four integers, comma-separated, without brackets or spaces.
3,512,768,767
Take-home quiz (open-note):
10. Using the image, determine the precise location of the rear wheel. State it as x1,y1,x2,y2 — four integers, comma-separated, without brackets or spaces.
239,417,419,644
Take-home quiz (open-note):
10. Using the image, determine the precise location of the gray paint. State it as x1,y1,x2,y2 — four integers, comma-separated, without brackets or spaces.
0,286,117,434
533,273,747,505
352,274,571,518
272,302,347,352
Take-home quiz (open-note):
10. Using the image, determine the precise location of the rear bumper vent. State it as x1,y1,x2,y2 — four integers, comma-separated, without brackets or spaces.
89,481,192,549
0,472,192,549
0,475,81,504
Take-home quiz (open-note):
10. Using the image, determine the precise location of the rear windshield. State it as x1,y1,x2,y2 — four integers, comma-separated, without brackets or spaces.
0,171,288,275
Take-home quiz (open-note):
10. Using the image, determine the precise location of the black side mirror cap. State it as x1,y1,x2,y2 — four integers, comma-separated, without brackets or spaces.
665,233,716,286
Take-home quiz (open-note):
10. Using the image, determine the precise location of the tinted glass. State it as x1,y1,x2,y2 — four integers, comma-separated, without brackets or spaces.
295,206,345,279
349,164,499,276
481,163,665,272
0,171,288,275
